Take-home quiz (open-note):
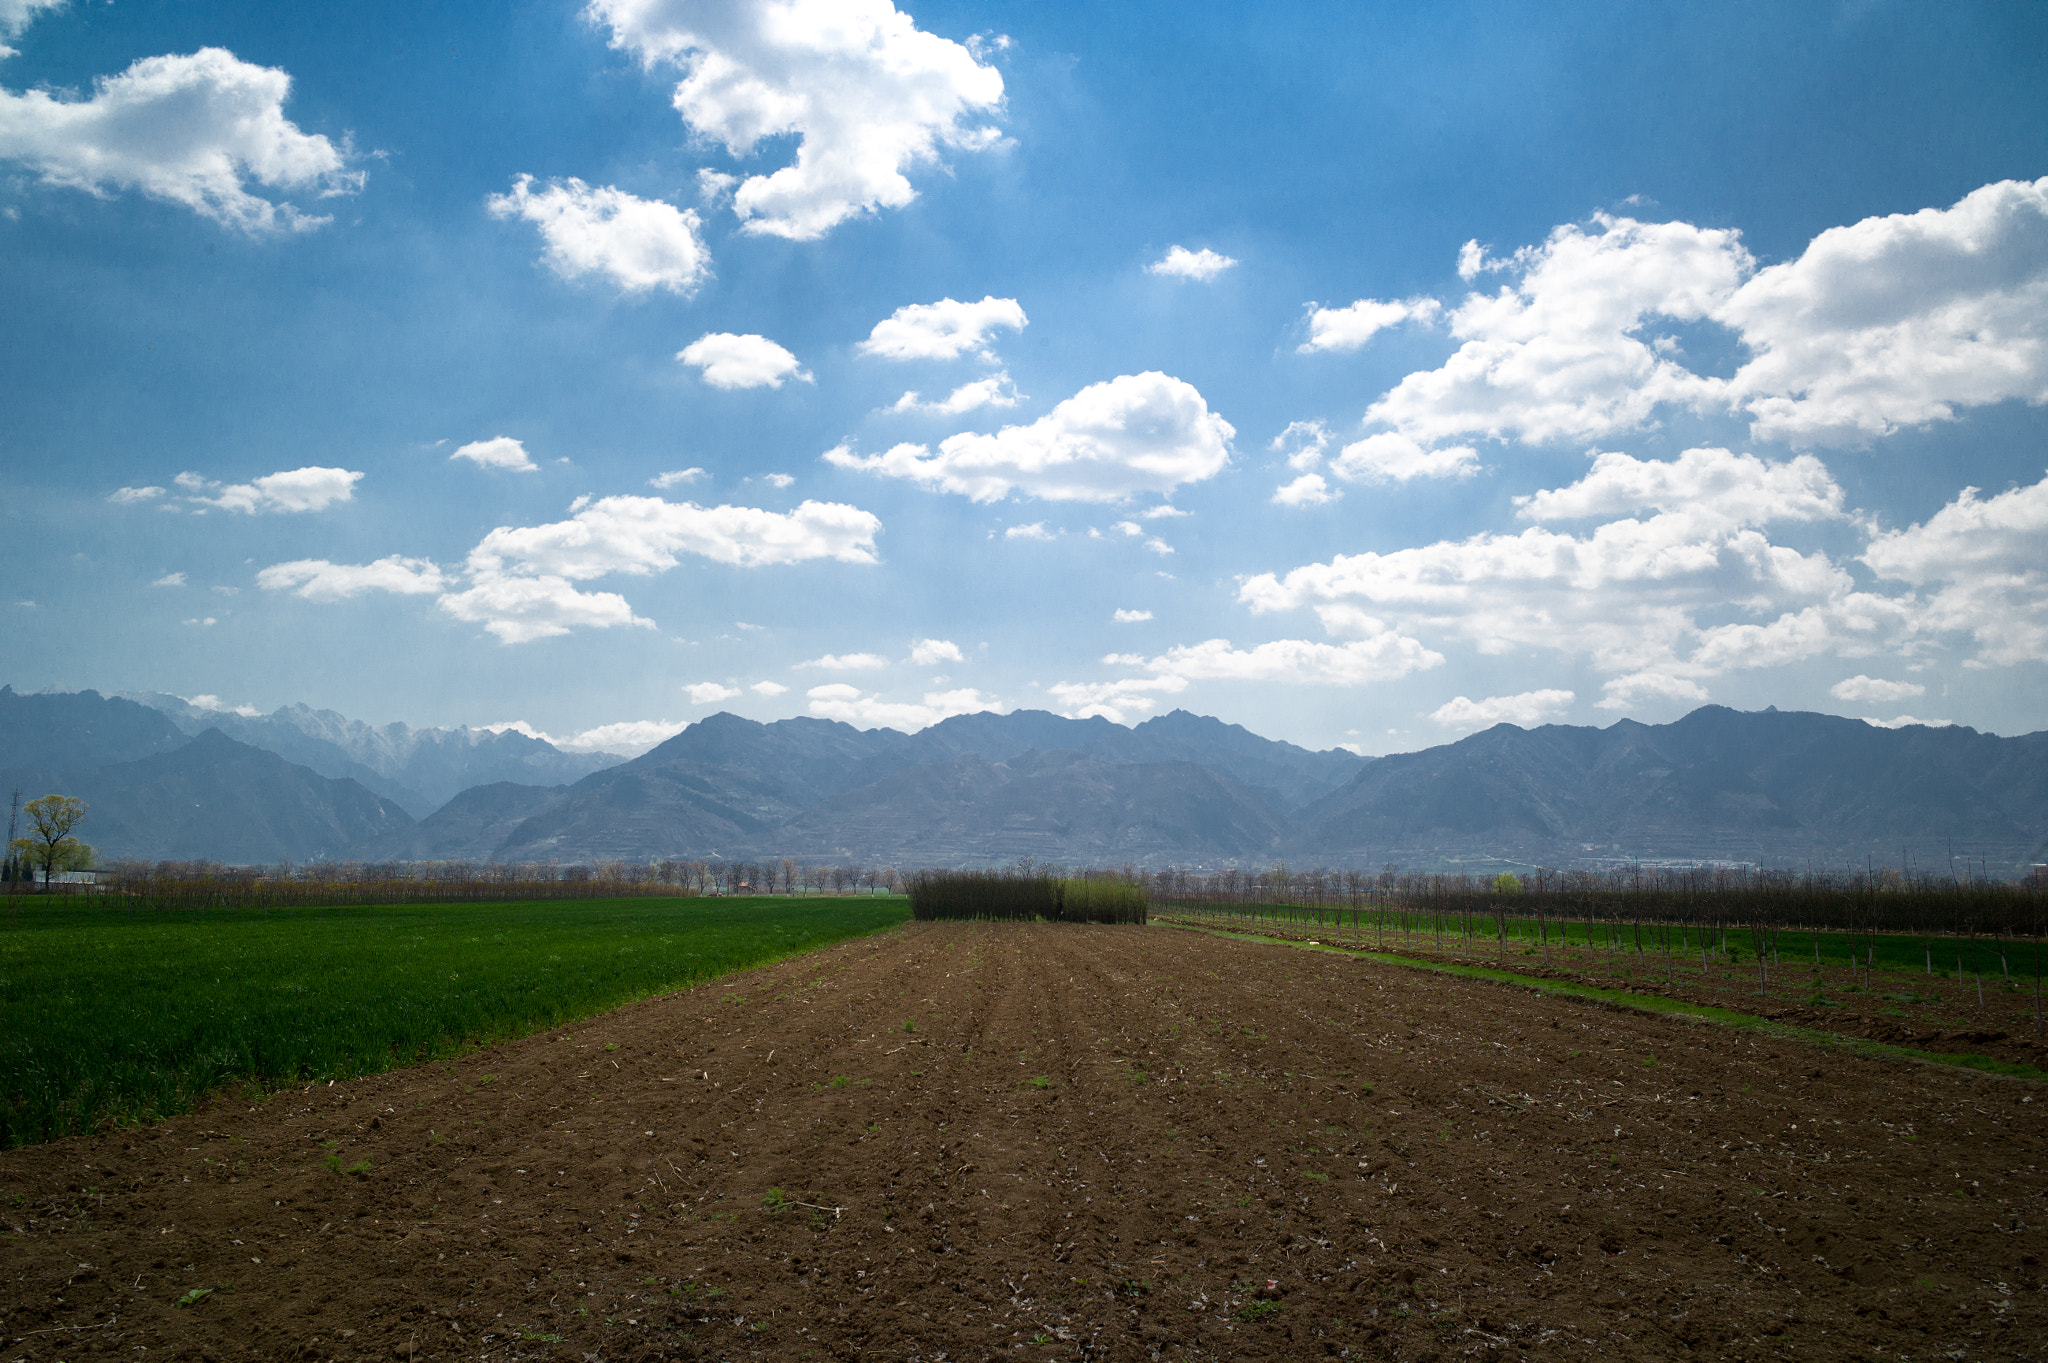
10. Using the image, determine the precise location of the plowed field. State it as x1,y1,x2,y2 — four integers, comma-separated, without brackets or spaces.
4,922,2043,1361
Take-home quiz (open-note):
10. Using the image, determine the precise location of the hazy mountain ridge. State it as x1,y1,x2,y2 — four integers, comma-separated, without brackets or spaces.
120,693,624,815
8,687,2046,872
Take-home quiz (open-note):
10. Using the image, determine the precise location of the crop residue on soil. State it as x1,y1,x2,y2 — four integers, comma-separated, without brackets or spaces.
3,922,2043,1361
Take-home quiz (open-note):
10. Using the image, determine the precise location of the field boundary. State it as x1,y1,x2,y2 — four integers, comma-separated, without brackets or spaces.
1155,918,2048,1083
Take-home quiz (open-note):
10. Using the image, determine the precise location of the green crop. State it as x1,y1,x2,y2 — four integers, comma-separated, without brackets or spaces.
0,894,907,1146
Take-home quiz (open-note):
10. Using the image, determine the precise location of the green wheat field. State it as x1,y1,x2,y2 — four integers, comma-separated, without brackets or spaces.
0,894,909,1147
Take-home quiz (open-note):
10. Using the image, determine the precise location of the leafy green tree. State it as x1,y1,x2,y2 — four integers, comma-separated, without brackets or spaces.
10,794,93,888
1493,871,1523,894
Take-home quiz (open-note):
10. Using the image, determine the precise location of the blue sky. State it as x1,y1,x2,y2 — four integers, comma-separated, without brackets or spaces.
4,0,2046,756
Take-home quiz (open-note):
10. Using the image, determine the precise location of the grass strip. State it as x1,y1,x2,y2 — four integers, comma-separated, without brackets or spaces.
1157,918,2048,1083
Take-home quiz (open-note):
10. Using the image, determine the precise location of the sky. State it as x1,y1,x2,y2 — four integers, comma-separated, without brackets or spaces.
3,0,2046,758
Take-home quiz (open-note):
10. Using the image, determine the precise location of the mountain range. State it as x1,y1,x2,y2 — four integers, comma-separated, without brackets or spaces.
4,686,2044,874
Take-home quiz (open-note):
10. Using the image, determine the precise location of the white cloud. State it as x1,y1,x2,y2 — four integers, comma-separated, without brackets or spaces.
186,693,261,717
1045,674,1188,724
1143,537,1174,556
1862,471,2048,665
181,616,217,627
451,436,538,473
268,492,879,644
678,332,809,389
1004,522,1052,540
436,575,651,645
0,0,63,58
750,680,788,696
1861,714,1953,730
650,467,705,488
0,47,359,232
804,682,1000,731
859,296,1026,362
825,371,1233,503
1151,635,1443,686
1830,675,1926,704
179,466,363,514
1329,433,1479,483
486,175,710,294
1113,608,1152,623
561,718,685,755
150,571,185,588
1517,446,1843,525
1147,245,1236,281
1271,420,1331,471
1596,671,1711,712
590,0,1004,241
755,473,793,488
1720,177,2048,447
1344,180,2048,467
1298,296,1441,353
1241,449,1894,699
1049,629,1442,725
909,637,963,666
256,555,447,603
467,495,881,579
1272,472,1336,507
1365,213,1744,449
109,485,166,504
795,651,889,671
1429,689,1574,730
685,682,741,705
1141,504,1188,520
889,372,1022,415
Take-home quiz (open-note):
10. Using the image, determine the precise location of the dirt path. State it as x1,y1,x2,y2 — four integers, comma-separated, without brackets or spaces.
3,922,2043,1361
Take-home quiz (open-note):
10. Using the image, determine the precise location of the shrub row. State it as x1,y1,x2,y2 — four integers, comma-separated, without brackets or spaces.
908,870,1147,924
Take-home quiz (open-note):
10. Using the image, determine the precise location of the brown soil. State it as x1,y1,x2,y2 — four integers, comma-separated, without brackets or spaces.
1153,912,2048,1070
3,921,2044,1362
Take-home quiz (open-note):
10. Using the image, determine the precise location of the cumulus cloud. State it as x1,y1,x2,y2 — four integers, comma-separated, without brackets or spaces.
451,436,538,472
859,296,1026,361
1004,522,1052,540
1147,245,1236,281
263,492,881,644
685,682,741,704
1341,180,2048,466
909,637,963,665
1429,689,1574,730
1272,420,1331,471
0,47,360,231
1299,296,1441,353
1516,446,1843,525
0,0,63,57
1048,631,1443,724
1366,213,1743,450
1113,608,1152,623
109,485,166,504
888,372,1022,415
795,651,889,671
805,682,1000,731
1830,675,1926,704
1272,472,1336,507
678,332,809,389
150,572,185,588
257,555,447,602
1720,178,2048,446
825,371,1233,503
1862,471,2048,665
549,718,686,756
1595,671,1711,712
1241,447,1903,703
487,175,710,295
750,680,788,696
650,467,706,488
1329,433,1479,483
590,0,1004,240
179,466,363,514
467,495,880,579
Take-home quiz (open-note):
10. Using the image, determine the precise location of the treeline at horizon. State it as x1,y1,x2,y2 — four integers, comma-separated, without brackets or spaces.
2,857,911,911
1149,862,2047,941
